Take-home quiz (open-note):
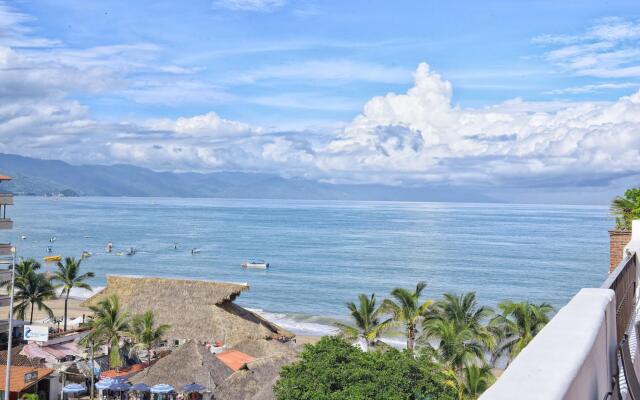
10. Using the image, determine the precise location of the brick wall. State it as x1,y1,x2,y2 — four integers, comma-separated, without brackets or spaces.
609,230,632,272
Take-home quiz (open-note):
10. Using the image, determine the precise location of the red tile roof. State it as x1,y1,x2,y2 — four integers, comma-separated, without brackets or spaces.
216,350,254,372
101,363,147,378
0,365,53,393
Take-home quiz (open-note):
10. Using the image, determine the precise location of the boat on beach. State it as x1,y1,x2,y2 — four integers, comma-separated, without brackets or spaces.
43,255,61,262
241,260,269,269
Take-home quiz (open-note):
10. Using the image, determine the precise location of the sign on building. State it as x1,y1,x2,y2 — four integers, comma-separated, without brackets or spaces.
24,370,38,384
23,325,49,342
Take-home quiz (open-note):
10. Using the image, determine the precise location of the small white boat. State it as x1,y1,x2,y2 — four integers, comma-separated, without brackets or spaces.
241,260,269,269
20,235,27,240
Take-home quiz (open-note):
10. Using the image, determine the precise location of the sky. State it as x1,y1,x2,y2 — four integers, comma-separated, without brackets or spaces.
1,0,640,203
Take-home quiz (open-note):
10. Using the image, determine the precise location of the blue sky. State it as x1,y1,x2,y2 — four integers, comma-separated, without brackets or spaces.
15,0,640,124
1,0,640,202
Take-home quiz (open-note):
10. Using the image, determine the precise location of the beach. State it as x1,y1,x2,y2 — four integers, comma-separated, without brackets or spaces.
0,295,90,325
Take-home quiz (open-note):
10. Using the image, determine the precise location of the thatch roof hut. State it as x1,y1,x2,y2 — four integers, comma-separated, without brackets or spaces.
231,339,298,359
213,353,298,400
81,275,294,345
130,340,232,390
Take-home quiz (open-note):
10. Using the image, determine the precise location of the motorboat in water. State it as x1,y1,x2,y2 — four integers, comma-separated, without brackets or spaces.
241,260,269,269
81,251,92,259
43,255,61,263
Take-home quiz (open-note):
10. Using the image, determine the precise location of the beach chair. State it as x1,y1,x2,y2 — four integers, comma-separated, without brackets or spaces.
620,334,640,399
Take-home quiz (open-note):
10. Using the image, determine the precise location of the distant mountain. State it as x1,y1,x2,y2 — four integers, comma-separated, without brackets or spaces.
0,153,496,202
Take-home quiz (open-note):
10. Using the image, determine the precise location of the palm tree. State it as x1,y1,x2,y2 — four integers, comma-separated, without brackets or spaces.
423,292,495,370
422,318,487,371
86,295,130,369
335,293,394,350
0,258,42,289
52,257,95,331
490,300,553,364
381,281,432,353
12,268,56,324
611,188,640,230
129,310,170,367
443,365,495,400
460,365,495,399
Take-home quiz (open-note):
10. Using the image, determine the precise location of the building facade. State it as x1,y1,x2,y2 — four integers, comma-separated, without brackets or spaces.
0,174,17,347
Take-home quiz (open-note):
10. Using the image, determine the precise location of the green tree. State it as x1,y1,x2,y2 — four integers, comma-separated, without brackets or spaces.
460,365,495,399
382,281,432,353
335,293,394,350
52,257,95,331
423,293,494,371
611,188,640,230
490,300,553,364
12,266,55,324
273,336,455,400
0,259,42,290
443,365,495,400
129,310,170,367
86,295,130,369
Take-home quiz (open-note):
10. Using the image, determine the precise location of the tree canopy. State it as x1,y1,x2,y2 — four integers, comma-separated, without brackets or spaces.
273,336,455,400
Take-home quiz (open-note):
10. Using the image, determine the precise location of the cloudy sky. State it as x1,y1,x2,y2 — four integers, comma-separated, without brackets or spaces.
1,0,640,203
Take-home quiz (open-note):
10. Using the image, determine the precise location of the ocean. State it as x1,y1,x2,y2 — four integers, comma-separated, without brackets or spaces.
3,197,611,336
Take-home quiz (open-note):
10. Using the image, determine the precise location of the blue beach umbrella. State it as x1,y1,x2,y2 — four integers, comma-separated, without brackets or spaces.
131,383,151,392
182,383,206,393
63,384,87,394
150,384,175,394
109,382,132,392
95,378,114,390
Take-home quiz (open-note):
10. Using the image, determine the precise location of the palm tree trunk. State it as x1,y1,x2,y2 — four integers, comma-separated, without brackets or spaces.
30,302,34,324
148,344,151,367
407,325,414,353
63,291,70,331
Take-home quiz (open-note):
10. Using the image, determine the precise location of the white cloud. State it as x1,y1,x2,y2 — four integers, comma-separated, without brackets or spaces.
3,60,640,188
231,60,412,84
212,0,286,11
312,63,640,185
149,112,259,138
536,17,640,78
546,82,640,95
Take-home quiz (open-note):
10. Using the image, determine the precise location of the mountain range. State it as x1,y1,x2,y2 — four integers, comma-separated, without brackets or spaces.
0,153,496,202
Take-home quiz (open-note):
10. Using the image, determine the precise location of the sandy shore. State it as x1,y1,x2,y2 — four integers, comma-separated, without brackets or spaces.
0,296,90,325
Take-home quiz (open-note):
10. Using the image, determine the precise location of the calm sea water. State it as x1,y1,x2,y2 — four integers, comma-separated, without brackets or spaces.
2,197,611,335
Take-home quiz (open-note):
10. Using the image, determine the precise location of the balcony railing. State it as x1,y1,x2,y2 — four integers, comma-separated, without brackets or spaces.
0,193,12,206
0,243,11,256
0,218,12,230
601,251,638,344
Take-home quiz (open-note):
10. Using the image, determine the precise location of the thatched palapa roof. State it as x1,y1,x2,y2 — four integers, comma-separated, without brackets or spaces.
81,275,294,345
130,340,232,391
213,353,299,400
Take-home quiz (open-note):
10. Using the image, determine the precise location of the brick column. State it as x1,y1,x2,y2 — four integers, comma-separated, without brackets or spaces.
609,230,632,272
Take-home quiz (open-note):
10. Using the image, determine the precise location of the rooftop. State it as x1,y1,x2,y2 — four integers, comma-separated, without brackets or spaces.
82,275,293,345
0,365,53,393
216,349,255,372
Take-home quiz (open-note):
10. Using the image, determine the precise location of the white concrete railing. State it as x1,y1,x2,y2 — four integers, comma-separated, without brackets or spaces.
480,288,617,400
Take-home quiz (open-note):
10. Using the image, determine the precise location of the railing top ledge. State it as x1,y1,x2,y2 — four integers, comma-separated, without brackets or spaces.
602,251,637,290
